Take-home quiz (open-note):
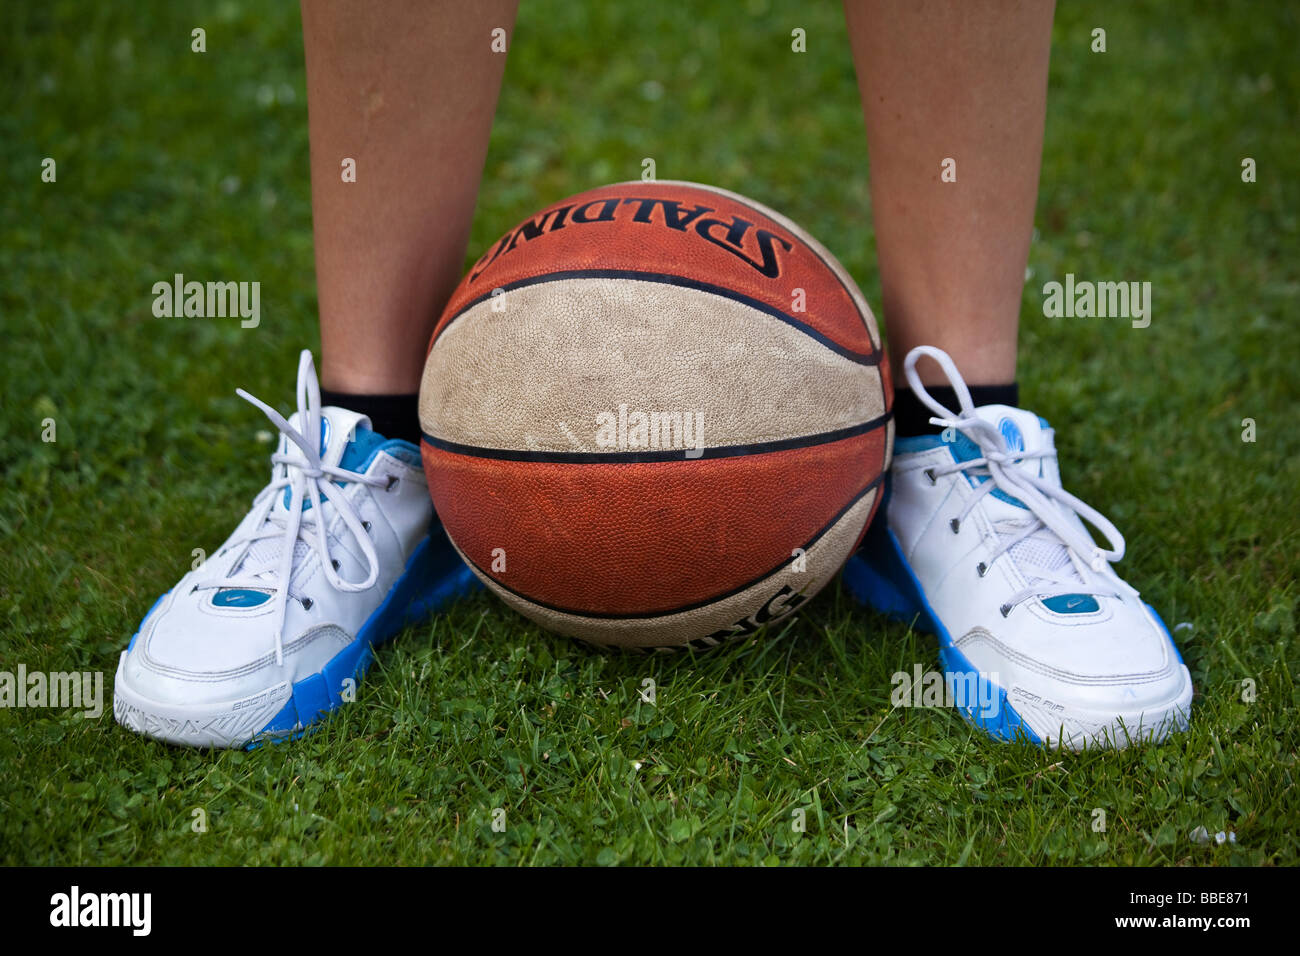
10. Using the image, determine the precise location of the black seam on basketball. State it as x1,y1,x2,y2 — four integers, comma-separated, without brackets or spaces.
692,185,882,352
432,269,883,366
604,179,881,352
422,410,892,464
449,472,884,621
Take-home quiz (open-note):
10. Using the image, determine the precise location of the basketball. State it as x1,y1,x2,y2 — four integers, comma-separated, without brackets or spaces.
419,180,892,649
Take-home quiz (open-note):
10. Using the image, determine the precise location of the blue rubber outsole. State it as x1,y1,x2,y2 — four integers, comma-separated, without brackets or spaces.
247,533,481,748
842,518,1044,745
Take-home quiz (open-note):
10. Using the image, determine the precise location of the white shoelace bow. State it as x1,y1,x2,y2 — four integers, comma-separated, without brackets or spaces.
905,346,1137,615
205,350,386,665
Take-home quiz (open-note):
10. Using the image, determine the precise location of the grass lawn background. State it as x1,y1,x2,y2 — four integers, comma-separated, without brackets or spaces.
1,0,1297,865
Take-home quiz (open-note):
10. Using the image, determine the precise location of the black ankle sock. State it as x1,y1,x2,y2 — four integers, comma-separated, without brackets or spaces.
893,382,1020,437
319,389,422,445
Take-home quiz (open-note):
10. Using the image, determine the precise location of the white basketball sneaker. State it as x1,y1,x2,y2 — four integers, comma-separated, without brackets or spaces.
843,346,1193,749
113,350,477,749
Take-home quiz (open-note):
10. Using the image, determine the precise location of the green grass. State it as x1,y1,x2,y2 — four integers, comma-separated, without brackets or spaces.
2,0,1297,865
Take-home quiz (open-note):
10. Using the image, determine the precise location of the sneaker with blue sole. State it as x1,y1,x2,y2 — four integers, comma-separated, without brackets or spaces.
113,350,480,749
843,345,1193,749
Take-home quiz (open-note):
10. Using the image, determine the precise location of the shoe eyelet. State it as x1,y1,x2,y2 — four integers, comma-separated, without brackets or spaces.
950,518,961,534
301,597,314,610
999,604,1011,618
976,562,987,577
361,521,371,532
924,468,937,485
331,559,340,571
385,476,399,492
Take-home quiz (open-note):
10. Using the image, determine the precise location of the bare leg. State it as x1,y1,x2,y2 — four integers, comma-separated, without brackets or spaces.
302,0,518,395
844,0,1055,386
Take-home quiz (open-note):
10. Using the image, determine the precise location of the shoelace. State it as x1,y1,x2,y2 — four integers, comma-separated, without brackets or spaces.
201,350,386,665
905,345,1137,615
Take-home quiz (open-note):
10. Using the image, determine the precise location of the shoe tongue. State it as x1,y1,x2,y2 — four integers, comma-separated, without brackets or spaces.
224,407,376,588
947,405,1054,513
268,406,374,519
953,405,1087,596
278,407,373,472
970,404,1049,465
